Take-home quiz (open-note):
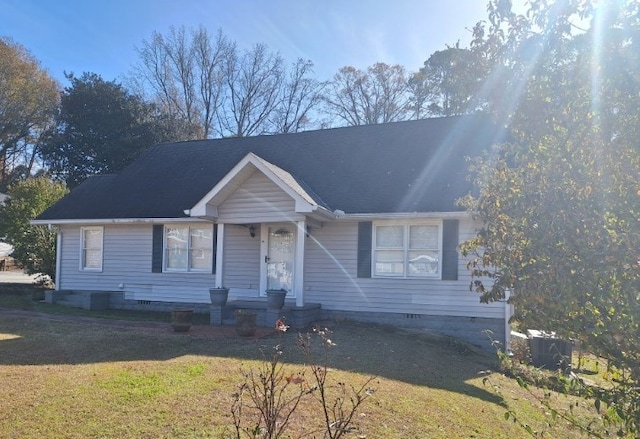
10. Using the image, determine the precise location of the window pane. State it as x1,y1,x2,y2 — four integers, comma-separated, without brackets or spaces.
83,249,102,269
409,225,438,249
189,227,213,270
84,229,102,249
166,227,188,269
408,250,439,275
375,250,404,275
190,248,212,270
82,228,102,269
376,225,403,248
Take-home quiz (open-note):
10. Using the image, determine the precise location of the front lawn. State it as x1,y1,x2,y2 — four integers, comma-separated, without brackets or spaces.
0,284,606,438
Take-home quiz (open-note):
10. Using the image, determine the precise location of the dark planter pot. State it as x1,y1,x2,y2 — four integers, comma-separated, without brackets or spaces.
266,290,287,309
209,287,229,306
171,308,193,332
235,311,257,337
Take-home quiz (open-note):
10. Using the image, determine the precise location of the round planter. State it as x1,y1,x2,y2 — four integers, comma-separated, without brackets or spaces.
171,308,193,332
235,310,257,337
266,290,287,309
209,287,229,306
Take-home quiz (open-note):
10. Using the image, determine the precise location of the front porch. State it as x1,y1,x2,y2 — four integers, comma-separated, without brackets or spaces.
210,298,322,329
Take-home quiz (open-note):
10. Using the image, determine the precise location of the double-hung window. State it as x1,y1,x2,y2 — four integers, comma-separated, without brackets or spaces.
373,222,441,278
164,225,213,272
81,226,103,271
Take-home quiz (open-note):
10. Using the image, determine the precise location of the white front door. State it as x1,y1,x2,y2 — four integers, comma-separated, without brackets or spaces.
265,224,296,295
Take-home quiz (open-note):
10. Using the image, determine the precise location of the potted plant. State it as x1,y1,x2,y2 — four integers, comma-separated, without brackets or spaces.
171,308,193,332
209,287,229,306
235,309,257,337
266,288,287,309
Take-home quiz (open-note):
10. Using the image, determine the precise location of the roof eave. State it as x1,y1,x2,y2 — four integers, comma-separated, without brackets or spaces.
30,217,197,226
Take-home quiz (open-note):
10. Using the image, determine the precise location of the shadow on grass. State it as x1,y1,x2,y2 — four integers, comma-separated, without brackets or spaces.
0,284,505,407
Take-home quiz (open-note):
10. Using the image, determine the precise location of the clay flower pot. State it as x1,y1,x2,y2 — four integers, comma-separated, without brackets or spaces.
171,308,193,332
235,309,257,337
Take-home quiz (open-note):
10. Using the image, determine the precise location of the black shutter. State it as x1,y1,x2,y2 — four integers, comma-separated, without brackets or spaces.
441,219,459,280
212,224,218,274
152,224,163,273
357,222,372,278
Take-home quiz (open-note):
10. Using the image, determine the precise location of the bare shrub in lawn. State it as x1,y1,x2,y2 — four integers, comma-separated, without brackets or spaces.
230,321,375,438
298,327,376,439
230,343,312,439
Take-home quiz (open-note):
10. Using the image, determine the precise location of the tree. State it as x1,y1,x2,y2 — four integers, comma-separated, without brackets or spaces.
133,27,325,137
460,0,640,436
219,43,284,137
410,45,487,117
134,26,230,139
0,177,67,281
268,59,327,134
41,72,190,188
0,37,59,189
323,63,411,126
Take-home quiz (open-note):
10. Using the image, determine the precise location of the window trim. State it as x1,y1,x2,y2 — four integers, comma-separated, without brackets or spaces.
372,220,442,279
162,224,214,273
80,226,104,272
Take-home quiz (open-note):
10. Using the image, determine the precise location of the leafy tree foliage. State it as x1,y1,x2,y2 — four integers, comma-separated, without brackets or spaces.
41,72,191,188
0,37,59,189
410,45,487,117
323,63,411,126
460,0,640,435
0,177,67,281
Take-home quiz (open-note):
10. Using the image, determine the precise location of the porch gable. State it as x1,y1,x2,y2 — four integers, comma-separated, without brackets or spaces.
188,152,334,223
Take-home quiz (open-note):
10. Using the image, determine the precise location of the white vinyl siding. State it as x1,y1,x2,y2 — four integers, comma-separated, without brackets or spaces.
80,227,103,271
164,225,213,272
373,221,441,278
56,218,502,319
303,219,503,319
222,225,260,295
217,171,301,223
59,224,217,303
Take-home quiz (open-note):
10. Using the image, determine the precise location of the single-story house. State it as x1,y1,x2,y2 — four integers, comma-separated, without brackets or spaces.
34,115,509,349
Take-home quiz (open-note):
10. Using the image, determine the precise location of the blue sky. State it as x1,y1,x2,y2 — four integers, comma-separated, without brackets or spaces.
4,0,492,85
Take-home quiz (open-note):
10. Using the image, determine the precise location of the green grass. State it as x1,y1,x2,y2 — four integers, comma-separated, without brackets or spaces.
0,284,610,438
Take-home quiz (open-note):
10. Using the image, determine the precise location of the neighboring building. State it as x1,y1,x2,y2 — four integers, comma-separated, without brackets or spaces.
33,115,509,349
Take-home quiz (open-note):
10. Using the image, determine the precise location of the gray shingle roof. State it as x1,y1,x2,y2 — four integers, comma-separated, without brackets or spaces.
37,115,503,221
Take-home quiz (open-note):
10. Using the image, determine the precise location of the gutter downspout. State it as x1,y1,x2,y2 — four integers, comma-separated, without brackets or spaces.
55,229,62,291
505,289,512,352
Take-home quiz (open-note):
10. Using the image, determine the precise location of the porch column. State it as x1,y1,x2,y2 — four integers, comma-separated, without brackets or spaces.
294,220,305,307
215,223,225,288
